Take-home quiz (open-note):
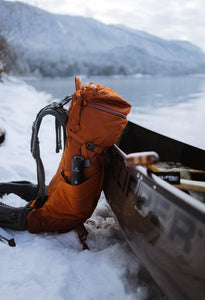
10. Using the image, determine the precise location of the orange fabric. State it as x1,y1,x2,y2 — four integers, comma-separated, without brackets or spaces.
75,76,81,91
27,77,131,233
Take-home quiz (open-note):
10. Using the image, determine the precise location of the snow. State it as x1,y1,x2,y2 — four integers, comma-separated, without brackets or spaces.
1,0,205,77
0,77,165,300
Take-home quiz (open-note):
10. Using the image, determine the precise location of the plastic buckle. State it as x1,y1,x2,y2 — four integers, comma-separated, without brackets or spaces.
86,141,96,151
100,149,107,157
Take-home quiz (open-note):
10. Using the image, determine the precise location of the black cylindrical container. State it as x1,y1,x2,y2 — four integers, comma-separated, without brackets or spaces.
71,156,85,185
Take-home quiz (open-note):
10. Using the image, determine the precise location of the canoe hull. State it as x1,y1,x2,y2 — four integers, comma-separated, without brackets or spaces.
104,122,205,300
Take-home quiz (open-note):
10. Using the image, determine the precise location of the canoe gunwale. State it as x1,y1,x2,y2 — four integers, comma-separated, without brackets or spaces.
112,144,205,222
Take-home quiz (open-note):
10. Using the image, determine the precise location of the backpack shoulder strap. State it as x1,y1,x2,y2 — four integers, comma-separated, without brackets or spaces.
31,99,70,208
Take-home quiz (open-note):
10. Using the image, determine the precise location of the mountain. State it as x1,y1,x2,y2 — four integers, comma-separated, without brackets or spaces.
1,0,205,77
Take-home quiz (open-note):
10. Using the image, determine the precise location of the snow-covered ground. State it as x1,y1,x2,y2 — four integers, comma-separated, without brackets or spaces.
0,77,165,300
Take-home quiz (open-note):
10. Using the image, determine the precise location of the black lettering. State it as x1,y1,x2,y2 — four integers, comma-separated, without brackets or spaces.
138,182,152,209
169,210,195,254
126,175,137,196
116,163,123,188
112,159,120,182
153,196,170,231
122,170,129,194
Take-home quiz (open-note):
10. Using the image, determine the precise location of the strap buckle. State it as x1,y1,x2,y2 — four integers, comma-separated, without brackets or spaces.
86,141,96,151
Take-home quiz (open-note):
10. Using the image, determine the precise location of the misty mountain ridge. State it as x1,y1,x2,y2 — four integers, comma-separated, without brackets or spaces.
1,0,205,77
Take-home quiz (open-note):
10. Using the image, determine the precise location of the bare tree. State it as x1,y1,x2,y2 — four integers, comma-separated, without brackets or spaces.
0,33,7,78
0,32,10,76
0,31,20,77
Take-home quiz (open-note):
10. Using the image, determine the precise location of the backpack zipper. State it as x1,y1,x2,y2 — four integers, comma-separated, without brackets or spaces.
85,102,127,119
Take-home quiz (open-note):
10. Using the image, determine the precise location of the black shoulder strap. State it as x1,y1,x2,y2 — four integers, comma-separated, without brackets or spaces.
31,97,72,208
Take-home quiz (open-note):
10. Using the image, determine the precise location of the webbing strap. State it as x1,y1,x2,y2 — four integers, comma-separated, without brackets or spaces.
31,102,69,207
67,129,105,157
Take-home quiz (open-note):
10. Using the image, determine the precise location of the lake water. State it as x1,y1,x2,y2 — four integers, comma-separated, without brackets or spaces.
26,75,205,150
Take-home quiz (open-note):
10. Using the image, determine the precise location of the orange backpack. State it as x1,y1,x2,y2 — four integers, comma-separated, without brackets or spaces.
27,77,131,236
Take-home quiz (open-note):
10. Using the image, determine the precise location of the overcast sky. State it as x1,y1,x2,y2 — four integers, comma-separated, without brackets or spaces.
5,0,205,52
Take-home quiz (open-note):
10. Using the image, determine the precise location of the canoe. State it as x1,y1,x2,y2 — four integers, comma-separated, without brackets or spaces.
103,121,205,300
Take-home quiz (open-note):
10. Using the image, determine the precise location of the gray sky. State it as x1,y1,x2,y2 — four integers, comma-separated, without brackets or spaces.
5,0,205,52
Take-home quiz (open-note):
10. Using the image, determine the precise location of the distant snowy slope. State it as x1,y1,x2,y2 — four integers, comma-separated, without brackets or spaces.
1,0,205,76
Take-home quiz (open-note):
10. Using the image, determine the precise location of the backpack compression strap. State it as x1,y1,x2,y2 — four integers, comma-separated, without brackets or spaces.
31,98,71,208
